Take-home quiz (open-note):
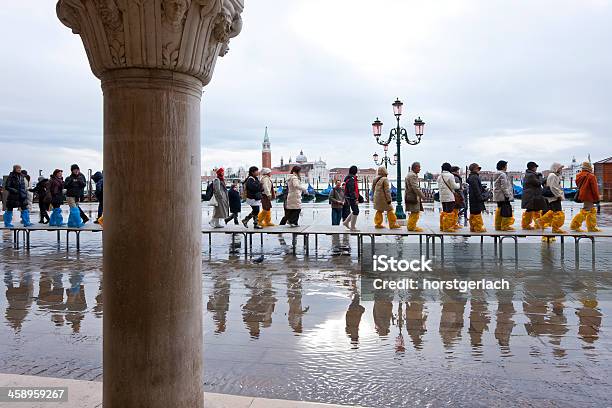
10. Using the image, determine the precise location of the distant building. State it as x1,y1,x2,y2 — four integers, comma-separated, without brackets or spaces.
262,127,271,170
594,156,612,202
271,150,330,186
561,156,581,188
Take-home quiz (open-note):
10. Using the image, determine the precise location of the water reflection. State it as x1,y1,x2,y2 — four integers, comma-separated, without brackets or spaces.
4,271,33,332
241,272,277,339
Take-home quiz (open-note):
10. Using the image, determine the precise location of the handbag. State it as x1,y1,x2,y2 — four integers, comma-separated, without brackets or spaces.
442,176,464,205
542,186,554,198
574,179,583,203
405,176,419,204
209,194,218,206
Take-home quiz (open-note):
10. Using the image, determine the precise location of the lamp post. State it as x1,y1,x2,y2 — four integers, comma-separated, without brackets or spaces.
373,144,398,169
372,98,425,219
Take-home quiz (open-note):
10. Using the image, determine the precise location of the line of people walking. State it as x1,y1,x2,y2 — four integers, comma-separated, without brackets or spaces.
2,164,103,228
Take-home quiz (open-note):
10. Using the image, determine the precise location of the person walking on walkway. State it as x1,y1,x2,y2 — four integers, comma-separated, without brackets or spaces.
258,168,276,227
209,168,229,228
284,166,306,227
64,164,88,227
467,163,487,233
493,160,515,231
242,166,263,229
570,161,601,232
437,162,459,232
92,171,103,224
405,162,426,232
48,169,65,226
225,181,242,225
21,170,34,212
34,176,51,224
329,179,345,226
450,166,465,230
538,162,566,234
521,162,546,230
372,166,400,229
3,165,33,227
342,166,361,231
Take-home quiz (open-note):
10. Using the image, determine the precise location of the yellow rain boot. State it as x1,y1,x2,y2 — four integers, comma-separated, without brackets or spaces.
407,212,424,232
257,210,266,227
439,211,444,231
494,208,502,231
264,210,276,227
452,208,461,230
521,211,534,230
586,208,601,232
538,210,554,230
570,209,588,232
532,211,542,227
442,212,457,232
98,215,103,228
374,210,384,229
551,211,566,234
387,211,401,229
500,216,515,231
470,214,486,233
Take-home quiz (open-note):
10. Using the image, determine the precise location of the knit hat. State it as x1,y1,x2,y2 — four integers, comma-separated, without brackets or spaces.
216,168,225,177
261,168,271,175
71,164,80,171
582,161,593,172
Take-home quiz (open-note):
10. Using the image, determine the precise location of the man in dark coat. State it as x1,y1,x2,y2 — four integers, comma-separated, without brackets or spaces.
521,161,546,229
225,181,242,225
467,163,487,232
64,164,89,224
34,176,51,224
3,164,33,227
92,171,103,223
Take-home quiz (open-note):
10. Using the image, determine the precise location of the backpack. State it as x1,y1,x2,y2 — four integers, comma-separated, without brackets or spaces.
203,181,214,201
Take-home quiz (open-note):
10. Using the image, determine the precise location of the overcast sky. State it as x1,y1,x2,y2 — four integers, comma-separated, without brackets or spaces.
1,0,611,177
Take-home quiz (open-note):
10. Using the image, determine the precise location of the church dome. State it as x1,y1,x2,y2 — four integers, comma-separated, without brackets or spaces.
296,150,307,163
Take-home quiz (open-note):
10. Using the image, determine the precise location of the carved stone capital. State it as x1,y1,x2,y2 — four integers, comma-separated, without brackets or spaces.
57,0,244,85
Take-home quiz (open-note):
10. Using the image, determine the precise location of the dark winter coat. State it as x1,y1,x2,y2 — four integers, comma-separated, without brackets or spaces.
228,187,242,214
467,172,487,213
244,176,262,201
521,169,547,211
64,173,86,198
34,178,50,203
92,172,103,201
5,172,27,205
344,175,359,202
49,176,64,206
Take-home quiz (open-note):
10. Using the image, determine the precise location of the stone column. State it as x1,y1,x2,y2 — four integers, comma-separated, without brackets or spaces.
56,1,244,407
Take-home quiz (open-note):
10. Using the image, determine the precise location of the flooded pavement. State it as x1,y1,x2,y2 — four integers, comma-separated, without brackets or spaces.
1,202,611,407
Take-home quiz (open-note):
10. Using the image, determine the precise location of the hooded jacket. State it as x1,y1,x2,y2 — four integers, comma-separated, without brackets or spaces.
372,167,393,212
285,173,306,210
576,170,600,203
493,171,513,202
546,163,565,202
92,172,103,201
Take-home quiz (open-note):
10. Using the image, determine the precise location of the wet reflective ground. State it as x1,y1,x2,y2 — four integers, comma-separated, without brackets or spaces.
1,203,611,407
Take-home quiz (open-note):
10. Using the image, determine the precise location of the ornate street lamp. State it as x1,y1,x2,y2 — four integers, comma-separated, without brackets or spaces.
372,99,425,219
373,144,397,169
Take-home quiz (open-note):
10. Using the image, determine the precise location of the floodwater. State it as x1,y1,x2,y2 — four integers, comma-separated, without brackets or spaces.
1,202,611,407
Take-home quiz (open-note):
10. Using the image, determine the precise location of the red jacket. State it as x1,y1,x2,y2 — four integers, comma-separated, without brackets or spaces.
576,170,600,203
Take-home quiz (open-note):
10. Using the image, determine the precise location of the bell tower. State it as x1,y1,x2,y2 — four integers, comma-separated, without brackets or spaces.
262,127,271,169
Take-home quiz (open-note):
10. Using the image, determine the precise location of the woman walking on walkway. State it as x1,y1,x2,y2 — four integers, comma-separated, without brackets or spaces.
437,162,459,232
539,162,566,233
284,166,306,227
329,180,345,226
209,168,229,228
467,163,487,232
342,166,361,231
521,162,546,230
242,166,263,229
225,181,242,225
372,166,400,229
258,168,276,227
570,162,601,232
48,169,65,227
405,162,426,232
3,165,33,227
493,160,515,231
34,176,51,224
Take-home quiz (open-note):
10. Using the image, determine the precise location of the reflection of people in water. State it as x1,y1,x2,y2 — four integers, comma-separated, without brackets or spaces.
37,270,66,326
287,272,309,333
206,270,230,333
468,289,490,348
395,302,405,353
345,294,365,344
439,288,467,348
494,290,515,349
577,298,602,344
65,272,87,333
242,273,277,338
373,289,393,337
4,271,34,331
406,294,427,350
93,275,103,318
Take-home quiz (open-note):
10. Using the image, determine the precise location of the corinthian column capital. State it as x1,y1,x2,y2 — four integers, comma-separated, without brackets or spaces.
57,0,244,85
